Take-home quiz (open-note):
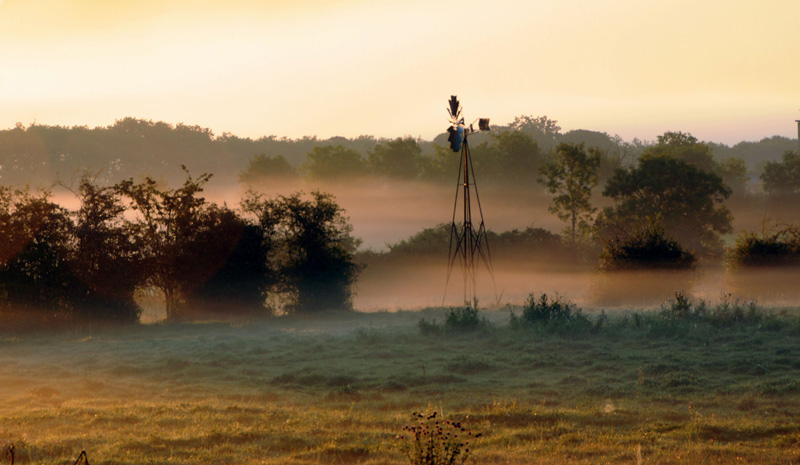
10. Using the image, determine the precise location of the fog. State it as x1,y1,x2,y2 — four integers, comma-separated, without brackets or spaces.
222,176,800,312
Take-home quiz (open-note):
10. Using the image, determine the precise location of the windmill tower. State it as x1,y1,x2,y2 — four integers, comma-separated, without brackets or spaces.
795,111,800,154
443,96,496,308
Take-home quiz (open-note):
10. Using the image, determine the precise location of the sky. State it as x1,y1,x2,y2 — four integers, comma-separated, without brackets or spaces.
1,0,799,145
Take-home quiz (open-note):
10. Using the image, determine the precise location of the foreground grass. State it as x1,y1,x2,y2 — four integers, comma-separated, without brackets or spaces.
1,308,800,464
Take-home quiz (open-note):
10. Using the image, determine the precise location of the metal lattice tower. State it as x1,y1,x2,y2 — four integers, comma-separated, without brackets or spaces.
443,96,496,308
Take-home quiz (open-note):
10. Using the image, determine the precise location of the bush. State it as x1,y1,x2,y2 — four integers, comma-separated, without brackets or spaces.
510,293,595,333
599,223,696,271
445,306,487,332
418,306,489,335
727,225,800,268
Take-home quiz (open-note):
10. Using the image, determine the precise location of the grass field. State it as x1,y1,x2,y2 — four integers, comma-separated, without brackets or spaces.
1,306,800,464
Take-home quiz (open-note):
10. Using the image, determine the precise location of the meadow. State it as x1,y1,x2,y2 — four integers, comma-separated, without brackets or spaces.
1,306,800,464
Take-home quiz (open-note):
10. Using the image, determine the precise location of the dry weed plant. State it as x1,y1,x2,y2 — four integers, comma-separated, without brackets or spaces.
398,411,481,465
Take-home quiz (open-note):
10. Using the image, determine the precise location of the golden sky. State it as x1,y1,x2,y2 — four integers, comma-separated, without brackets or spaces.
1,0,799,144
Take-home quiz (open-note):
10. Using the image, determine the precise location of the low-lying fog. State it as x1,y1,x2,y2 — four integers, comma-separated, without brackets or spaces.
199,177,800,314
52,175,798,319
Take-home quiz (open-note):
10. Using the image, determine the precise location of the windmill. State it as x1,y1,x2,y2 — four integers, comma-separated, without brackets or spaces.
443,95,496,307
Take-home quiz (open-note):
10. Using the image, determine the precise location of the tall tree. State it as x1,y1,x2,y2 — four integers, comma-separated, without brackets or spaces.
242,191,361,314
115,168,214,320
539,142,601,242
71,177,142,323
641,131,716,173
597,156,733,255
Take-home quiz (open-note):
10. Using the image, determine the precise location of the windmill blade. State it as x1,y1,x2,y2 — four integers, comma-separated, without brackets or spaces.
448,96,461,121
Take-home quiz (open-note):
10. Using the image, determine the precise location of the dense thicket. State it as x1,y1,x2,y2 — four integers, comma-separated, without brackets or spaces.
0,174,359,326
727,225,800,268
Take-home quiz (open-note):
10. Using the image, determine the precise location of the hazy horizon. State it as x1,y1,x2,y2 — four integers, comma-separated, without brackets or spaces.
2,0,799,145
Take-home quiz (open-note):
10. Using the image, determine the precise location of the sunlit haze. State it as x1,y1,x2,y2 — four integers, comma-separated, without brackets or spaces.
1,0,799,144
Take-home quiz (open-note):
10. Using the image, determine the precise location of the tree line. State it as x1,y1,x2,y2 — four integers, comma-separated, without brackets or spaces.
538,131,800,270
360,129,800,273
0,170,360,327
2,117,796,188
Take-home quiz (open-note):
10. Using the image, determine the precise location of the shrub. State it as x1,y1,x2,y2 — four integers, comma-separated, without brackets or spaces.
727,225,800,268
510,293,593,333
599,223,696,271
445,306,486,332
660,292,764,328
398,411,480,465
418,307,489,335
418,317,441,336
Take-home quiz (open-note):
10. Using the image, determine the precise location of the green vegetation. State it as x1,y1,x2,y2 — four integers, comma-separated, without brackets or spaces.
509,293,594,334
399,411,480,465
539,142,601,242
727,224,800,268
596,155,732,256
761,150,800,198
242,191,361,314
0,174,360,326
599,222,697,271
3,117,790,189
1,305,799,464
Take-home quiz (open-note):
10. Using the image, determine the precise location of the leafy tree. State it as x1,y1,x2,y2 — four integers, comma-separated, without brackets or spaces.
116,169,216,320
418,145,460,183
70,177,142,323
367,137,421,179
640,131,716,173
557,130,628,183
183,205,272,315
597,156,733,255
761,151,800,196
488,130,543,185
539,142,601,242
239,154,295,184
0,188,75,317
718,157,749,195
301,145,366,181
242,191,361,314
509,115,561,151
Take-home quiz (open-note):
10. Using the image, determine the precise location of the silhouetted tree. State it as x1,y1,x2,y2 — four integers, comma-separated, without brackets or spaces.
70,177,142,323
242,191,360,314
0,188,76,319
116,168,215,320
183,205,272,315
540,142,601,242
597,156,732,255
